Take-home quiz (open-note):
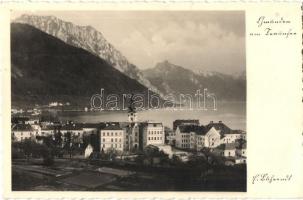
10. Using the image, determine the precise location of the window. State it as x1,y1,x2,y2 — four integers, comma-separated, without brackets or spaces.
119,144,121,148
115,132,117,136
111,144,113,148
21,132,23,136
119,138,121,142
115,138,117,142
160,137,162,140
107,132,109,136
111,138,113,142
103,138,105,142
115,144,117,148
111,132,113,136
103,132,105,136
103,144,105,148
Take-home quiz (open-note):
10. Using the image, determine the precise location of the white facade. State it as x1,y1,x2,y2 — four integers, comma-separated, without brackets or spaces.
236,148,246,157
223,149,236,157
83,127,98,135
221,133,242,144
100,127,125,152
175,127,190,149
12,124,35,142
175,126,220,150
142,122,164,148
12,130,34,142
204,127,221,148
40,128,55,136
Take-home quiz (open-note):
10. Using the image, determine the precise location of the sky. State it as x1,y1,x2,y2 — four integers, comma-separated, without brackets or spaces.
12,11,245,74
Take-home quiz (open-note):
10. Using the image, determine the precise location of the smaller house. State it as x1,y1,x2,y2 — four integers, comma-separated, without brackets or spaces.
12,124,35,142
236,142,246,157
235,157,246,164
214,143,237,157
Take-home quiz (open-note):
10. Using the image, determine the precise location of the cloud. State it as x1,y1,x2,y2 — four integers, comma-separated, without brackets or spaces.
12,10,245,74
117,17,245,74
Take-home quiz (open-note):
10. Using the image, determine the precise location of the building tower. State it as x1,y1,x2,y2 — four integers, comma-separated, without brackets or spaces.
127,95,139,151
128,95,137,123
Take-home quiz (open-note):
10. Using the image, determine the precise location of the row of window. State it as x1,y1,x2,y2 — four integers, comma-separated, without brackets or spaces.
181,135,189,138
13,132,33,136
103,138,122,142
102,132,123,136
148,137,162,141
148,130,162,135
102,144,122,148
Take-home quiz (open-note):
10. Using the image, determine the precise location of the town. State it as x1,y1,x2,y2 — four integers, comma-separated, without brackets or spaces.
11,101,247,191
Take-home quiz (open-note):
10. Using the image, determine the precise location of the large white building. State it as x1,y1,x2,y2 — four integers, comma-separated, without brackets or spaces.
175,125,221,150
100,124,125,152
140,122,164,148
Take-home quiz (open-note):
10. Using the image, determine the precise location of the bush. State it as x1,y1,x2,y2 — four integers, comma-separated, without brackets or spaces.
12,148,25,159
43,154,54,166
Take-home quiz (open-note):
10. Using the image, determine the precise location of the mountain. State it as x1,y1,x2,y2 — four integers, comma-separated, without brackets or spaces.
11,23,153,108
14,14,163,97
143,60,246,101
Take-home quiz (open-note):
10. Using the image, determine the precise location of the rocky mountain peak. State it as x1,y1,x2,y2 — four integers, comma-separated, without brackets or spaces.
14,14,164,97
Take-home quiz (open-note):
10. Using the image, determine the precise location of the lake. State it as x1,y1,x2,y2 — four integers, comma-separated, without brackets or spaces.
58,101,246,130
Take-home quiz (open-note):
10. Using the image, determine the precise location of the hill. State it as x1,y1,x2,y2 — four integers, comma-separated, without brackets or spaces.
11,23,152,108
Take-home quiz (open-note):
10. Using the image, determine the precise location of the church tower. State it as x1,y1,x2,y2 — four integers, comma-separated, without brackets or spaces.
128,95,137,123
127,94,139,151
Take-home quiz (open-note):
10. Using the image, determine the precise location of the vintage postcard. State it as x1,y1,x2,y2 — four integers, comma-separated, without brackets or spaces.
0,2,302,199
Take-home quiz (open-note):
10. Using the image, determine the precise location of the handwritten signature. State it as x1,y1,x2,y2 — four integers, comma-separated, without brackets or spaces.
252,173,292,184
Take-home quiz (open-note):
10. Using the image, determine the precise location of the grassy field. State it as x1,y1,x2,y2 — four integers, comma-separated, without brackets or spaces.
12,158,246,191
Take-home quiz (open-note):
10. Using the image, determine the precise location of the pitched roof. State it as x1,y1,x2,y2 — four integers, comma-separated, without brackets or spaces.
82,123,106,129
231,129,246,134
102,124,122,130
173,119,199,131
12,124,34,132
178,125,207,135
61,123,83,130
205,121,232,136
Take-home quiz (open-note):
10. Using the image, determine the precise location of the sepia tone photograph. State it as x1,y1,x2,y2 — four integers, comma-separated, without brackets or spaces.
10,10,246,191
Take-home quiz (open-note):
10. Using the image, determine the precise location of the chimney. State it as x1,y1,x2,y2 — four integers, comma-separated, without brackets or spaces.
210,121,213,124
219,121,222,123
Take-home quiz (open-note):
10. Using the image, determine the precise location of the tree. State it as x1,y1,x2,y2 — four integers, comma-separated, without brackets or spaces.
54,131,63,147
171,154,180,164
106,148,117,161
40,145,54,166
22,139,35,161
201,147,212,164
63,132,73,158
